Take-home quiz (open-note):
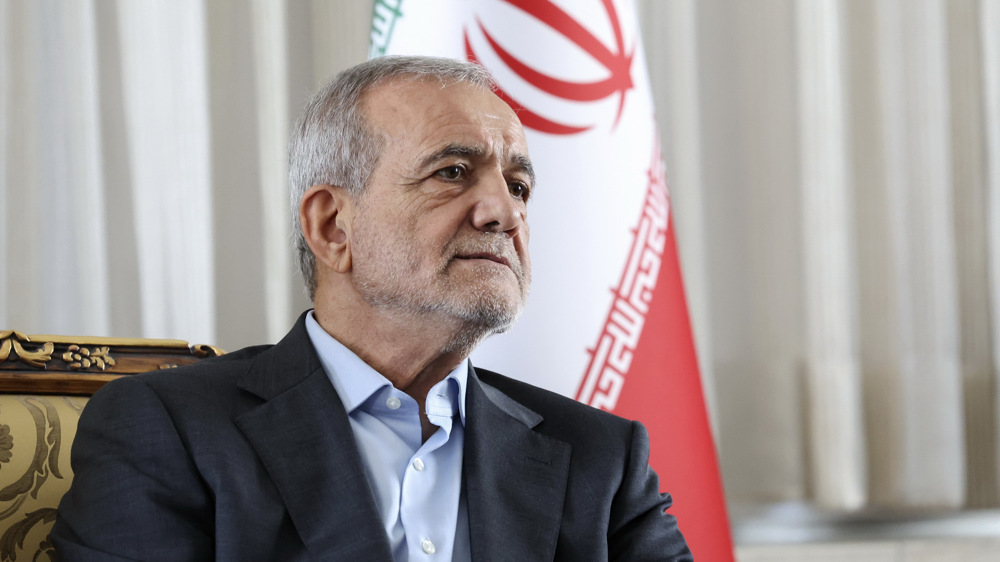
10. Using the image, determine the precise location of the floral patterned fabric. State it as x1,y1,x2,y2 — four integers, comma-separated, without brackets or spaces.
0,395,88,562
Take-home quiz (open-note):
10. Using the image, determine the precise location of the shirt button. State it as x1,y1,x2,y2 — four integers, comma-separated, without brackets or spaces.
412,458,425,471
386,396,401,410
421,538,436,554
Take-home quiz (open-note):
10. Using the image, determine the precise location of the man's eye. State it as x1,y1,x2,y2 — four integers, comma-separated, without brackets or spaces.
437,165,464,180
509,182,529,200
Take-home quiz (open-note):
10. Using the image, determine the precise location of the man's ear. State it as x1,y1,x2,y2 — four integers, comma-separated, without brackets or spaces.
299,184,354,273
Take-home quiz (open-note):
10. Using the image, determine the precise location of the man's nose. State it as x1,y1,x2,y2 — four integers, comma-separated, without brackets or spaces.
470,172,525,235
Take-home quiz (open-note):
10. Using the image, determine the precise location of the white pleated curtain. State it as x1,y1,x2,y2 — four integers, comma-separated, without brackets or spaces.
0,0,372,346
2,0,999,516
644,0,1000,512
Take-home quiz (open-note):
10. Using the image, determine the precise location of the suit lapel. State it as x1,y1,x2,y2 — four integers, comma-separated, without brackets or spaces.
234,317,392,561
464,369,572,561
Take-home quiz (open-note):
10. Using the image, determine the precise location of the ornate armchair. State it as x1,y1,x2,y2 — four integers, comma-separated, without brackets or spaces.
0,331,221,561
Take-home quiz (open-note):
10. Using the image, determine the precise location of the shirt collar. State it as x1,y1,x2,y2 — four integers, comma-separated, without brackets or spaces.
305,311,468,425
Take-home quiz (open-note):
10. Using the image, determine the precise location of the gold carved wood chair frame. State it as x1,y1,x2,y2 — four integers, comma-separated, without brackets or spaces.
0,330,221,561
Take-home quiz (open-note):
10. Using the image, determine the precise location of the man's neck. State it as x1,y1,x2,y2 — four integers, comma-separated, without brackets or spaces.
312,303,482,441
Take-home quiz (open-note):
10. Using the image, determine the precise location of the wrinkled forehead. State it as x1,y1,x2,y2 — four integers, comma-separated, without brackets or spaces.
362,76,523,138
361,77,530,178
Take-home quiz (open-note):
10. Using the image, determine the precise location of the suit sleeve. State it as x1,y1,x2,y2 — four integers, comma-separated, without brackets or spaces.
50,376,214,561
607,421,693,562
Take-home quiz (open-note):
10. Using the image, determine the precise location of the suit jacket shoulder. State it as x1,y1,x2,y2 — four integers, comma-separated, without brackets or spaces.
467,367,692,561
52,318,393,561
475,367,634,434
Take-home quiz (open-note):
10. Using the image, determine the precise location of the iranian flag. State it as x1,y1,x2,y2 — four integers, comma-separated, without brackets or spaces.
371,1,733,559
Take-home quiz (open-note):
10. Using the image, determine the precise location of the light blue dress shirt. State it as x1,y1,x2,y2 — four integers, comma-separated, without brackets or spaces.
305,312,471,561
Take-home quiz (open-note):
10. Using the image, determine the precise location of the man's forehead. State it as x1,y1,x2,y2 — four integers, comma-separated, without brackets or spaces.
363,77,529,159
363,77,520,130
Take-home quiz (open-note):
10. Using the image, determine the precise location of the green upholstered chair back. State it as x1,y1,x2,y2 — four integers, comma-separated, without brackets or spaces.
0,331,221,562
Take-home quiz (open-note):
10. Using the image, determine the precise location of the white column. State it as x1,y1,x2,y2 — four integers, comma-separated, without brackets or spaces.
250,0,294,343
861,0,964,508
981,0,1000,508
309,0,371,86
203,0,270,351
795,0,866,510
948,0,998,508
695,0,805,503
0,1,11,328
63,0,111,336
2,1,43,333
116,0,215,343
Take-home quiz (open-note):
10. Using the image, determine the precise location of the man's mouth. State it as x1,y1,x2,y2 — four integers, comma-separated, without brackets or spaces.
455,253,511,269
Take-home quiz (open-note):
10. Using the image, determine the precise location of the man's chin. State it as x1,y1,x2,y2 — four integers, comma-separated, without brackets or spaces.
447,293,524,331
461,304,522,332
439,306,521,354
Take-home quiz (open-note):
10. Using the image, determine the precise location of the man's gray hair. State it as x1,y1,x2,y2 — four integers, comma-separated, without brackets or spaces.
288,56,496,299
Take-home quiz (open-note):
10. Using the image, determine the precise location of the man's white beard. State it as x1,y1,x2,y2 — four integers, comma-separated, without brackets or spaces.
351,227,530,346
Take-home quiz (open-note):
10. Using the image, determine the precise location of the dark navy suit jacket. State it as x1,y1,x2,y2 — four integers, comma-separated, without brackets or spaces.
51,314,692,561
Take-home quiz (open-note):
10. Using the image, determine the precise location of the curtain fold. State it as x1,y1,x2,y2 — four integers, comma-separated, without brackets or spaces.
795,0,866,511
948,0,996,509
982,0,1000,511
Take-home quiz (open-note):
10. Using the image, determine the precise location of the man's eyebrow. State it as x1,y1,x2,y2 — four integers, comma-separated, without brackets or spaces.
509,154,536,187
418,143,535,186
418,143,485,170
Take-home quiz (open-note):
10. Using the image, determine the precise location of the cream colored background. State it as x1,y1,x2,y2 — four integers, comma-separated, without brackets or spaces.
3,0,1000,552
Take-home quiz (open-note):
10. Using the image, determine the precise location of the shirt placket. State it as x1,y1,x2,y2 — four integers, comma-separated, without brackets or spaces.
399,384,462,560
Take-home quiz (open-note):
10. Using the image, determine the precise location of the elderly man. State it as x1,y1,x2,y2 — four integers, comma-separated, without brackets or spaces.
51,56,692,561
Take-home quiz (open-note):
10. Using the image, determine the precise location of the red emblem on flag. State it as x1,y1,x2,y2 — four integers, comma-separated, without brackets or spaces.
464,0,635,134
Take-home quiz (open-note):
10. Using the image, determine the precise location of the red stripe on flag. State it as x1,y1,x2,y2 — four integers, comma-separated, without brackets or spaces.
613,222,734,561
577,134,733,560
